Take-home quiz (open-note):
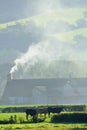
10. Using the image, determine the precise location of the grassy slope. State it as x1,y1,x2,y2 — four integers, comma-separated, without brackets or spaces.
0,8,87,62
0,8,85,29
53,27,87,42
0,8,87,43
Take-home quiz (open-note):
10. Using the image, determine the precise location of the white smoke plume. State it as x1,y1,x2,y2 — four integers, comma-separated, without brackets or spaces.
10,0,64,77
10,40,64,75
10,0,81,78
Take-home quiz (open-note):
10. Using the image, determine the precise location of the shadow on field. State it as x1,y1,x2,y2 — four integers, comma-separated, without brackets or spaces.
71,128,87,130
22,118,45,124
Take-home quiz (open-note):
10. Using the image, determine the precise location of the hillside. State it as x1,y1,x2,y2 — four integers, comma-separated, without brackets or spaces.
1,1,87,101
0,8,87,62
0,8,87,64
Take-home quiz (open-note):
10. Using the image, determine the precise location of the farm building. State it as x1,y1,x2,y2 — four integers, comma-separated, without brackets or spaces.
2,74,87,104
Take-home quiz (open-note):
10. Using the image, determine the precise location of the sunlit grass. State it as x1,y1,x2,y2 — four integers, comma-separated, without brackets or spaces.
0,8,85,30
0,123,87,130
0,112,87,130
0,8,86,47
53,27,87,42
0,113,25,120
0,105,87,130
33,8,85,26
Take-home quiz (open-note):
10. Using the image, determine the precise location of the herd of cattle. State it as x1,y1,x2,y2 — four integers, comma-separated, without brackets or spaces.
25,106,64,120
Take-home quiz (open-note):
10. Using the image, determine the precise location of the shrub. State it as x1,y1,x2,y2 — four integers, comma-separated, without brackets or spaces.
51,112,87,123
9,116,14,124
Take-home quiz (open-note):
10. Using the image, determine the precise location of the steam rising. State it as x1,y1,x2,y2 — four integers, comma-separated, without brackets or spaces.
10,0,86,78
10,41,63,74
10,0,65,76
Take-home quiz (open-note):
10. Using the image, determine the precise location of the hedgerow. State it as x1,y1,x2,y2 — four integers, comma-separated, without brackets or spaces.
51,112,87,123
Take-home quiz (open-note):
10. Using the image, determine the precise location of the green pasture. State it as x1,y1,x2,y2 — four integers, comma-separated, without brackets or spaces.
0,105,86,129
0,112,87,130
0,112,25,120
0,122,87,130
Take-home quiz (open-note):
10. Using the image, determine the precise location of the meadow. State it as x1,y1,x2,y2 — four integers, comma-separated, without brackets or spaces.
0,105,87,130
1,123,87,130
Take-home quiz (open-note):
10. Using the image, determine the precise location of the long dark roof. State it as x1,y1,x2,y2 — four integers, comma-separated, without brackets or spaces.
3,77,87,97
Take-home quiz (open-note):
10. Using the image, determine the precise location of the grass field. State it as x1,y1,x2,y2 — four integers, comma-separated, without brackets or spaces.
0,122,87,130
0,105,86,129
0,112,87,130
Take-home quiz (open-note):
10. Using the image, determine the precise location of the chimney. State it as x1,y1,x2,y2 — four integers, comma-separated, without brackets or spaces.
7,73,12,81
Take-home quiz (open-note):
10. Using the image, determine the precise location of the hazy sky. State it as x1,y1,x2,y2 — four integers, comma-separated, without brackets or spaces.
0,0,87,18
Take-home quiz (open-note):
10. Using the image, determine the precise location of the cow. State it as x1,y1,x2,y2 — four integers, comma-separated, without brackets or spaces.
25,108,37,121
48,106,64,117
37,107,48,118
